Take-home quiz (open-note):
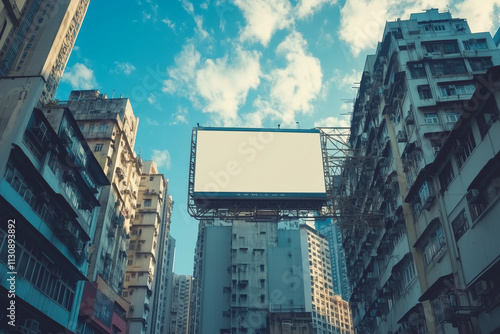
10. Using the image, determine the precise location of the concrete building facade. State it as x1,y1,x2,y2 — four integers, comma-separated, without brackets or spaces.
315,219,351,301
0,104,109,333
0,0,89,103
124,161,170,334
168,274,193,334
342,9,500,334
192,221,353,334
63,89,141,294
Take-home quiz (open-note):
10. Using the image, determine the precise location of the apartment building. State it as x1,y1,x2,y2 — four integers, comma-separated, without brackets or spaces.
303,225,353,334
123,161,169,334
342,9,500,334
62,89,141,293
168,274,193,334
191,221,353,334
0,0,89,103
0,105,108,333
150,196,174,334
315,218,351,301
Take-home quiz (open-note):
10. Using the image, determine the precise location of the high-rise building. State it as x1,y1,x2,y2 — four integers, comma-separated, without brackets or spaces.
302,225,353,334
315,218,351,301
123,161,170,334
63,89,141,293
162,235,176,334
0,0,89,103
0,105,108,333
168,274,193,334
59,89,143,333
191,221,354,334
150,195,174,334
342,9,500,334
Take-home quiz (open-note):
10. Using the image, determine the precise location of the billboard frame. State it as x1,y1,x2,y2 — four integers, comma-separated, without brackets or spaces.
187,127,331,221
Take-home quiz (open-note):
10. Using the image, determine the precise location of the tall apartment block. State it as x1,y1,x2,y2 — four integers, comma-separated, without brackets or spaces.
162,235,176,334
0,104,108,333
315,218,351,301
60,89,142,333
124,161,171,334
304,225,354,334
168,274,193,334
0,0,89,103
0,1,107,333
150,196,174,334
191,221,354,334
342,9,500,334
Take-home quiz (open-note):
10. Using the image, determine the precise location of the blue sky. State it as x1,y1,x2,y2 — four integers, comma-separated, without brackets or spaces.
55,0,500,275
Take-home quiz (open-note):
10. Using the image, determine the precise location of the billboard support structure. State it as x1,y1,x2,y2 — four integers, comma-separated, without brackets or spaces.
187,127,384,225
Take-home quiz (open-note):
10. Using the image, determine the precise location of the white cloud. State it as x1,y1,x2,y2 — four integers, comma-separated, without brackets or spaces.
296,0,337,19
170,106,189,125
251,31,322,126
152,149,172,170
338,0,453,56
195,47,261,125
147,93,156,104
454,0,500,34
115,62,136,75
145,116,160,126
314,116,350,128
163,43,201,97
331,68,362,91
180,0,194,15
194,15,210,39
162,18,176,31
234,0,293,46
162,43,261,125
62,63,97,90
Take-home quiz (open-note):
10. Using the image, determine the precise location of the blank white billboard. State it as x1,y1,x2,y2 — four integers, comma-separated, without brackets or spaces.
193,128,326,200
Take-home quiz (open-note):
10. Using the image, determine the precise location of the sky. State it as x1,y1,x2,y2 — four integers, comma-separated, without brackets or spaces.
55,0,500,275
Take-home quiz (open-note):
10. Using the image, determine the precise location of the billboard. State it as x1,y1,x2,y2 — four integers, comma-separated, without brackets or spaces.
192,128,327,202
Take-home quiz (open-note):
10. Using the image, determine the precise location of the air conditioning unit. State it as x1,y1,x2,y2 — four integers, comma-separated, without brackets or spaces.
423,52,433,59
475,280,494,296
466,189,480,204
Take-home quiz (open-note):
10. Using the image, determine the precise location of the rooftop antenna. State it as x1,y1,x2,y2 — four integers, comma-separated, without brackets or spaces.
296,121,300,129
111,90,115,98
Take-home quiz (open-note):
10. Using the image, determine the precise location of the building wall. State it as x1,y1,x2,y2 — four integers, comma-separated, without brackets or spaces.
0,0,90,102
0,104,107,333
198,223,232,333
63,89,142,294
169,274,193,334
343,9,500,334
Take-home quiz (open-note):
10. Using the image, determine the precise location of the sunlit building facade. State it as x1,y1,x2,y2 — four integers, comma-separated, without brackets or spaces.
342,9,500,334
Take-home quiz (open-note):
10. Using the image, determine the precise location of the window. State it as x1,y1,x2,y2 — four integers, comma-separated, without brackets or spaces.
477,95,500,138
94,143,103,152
451,209,469,241
149,176,154,181
433,24,446,31
445,112,460,123
463,38,488,51
409,62,426,78
429,59,467,76
423,41,459,54
469,57,493,72
144,199,152,207
88,124,94,132
424,113,439,124
418,85,432,99
455,127,476,169
422,225,446,266
0,230,76,311
438,161,455,190
440,83,475,97
98,123,108,132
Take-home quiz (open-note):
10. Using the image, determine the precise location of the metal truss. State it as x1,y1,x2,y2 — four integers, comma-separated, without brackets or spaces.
187,127,384,225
